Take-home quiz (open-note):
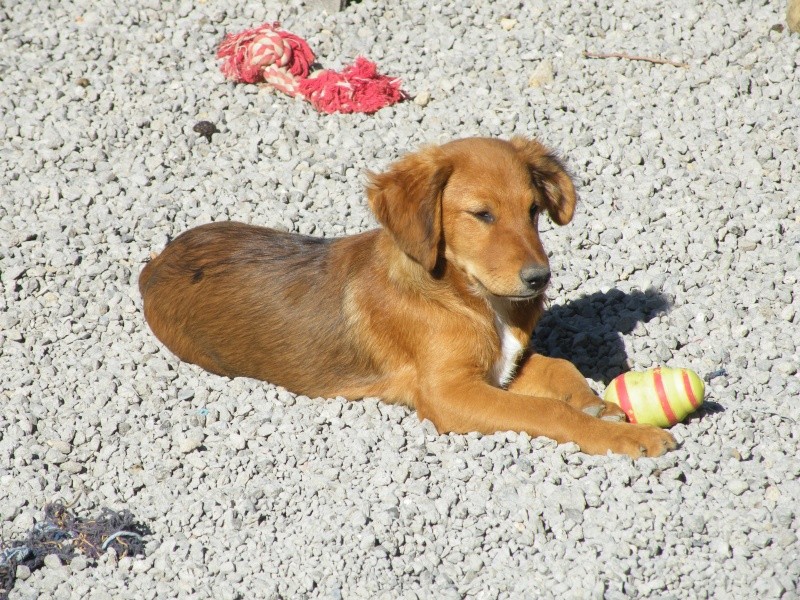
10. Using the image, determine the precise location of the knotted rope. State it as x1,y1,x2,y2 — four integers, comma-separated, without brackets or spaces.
217,22,404,114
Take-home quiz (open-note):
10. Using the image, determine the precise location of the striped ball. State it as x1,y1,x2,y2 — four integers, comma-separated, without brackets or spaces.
604,367,705,428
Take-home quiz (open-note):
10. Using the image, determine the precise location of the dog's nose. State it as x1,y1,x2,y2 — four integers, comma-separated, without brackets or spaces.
520,265,551,290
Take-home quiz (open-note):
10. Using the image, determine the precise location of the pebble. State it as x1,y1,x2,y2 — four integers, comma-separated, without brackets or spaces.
71,556,88,572
47,439,72,454
178,431,205,454
727,479,749,496
228,433,247,451
413,91,431,107
528,60,554,88
43,554,63,569
60,460,84,474
500,17,518,31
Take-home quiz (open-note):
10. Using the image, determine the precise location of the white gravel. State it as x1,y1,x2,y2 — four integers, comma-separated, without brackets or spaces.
1,0,799,598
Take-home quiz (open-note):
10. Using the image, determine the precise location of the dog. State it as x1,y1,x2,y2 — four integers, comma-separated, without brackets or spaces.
139,136,676,458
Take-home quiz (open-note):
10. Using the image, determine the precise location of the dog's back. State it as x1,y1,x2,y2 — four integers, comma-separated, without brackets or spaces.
140,222,381,395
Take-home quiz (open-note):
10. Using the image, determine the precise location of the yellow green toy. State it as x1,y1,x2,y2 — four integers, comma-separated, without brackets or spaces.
604,367,705,428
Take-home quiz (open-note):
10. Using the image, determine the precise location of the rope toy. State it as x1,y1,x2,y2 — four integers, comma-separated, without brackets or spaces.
217,22,405,114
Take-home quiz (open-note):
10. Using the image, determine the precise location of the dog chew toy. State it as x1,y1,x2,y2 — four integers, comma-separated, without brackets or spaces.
217,22,405,114
604,367,705,428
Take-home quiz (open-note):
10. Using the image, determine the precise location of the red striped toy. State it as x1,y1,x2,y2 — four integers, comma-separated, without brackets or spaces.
604,367,705,428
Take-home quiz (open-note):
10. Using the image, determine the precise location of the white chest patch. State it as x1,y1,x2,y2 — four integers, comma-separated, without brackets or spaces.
490,317,524,388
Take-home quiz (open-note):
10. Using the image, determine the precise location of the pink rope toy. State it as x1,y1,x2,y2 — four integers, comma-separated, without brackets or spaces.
217,22,406,114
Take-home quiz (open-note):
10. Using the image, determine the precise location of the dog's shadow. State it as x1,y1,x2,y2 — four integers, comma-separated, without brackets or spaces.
532,288,671,385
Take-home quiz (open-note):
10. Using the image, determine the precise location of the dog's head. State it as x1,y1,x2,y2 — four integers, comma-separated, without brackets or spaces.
367,136,577,300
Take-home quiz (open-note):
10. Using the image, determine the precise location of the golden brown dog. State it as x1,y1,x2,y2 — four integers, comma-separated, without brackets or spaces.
139,137,675,458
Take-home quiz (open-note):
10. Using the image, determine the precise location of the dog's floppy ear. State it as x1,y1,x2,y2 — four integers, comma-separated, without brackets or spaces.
367,147,453,271
510,136,577,225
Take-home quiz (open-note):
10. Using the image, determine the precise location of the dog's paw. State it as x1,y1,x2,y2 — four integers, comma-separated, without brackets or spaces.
584,422,677,458
609,423,676,458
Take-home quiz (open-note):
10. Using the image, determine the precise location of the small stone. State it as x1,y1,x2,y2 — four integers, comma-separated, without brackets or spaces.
683,514,706,534
392,463,409,484
193,121,218,142
305,0,346,11
764,485,782,502
60,460,84,474
775,362,797,376
229,433,247,451
45,448,68,464
710,538,731,557
3,265,27,281
464,554,483,575
202,407,217,423
6,329,24,342
13,512,34,531
349,509,368,528
179,431,205,453
528,60,554,88
409,462,430,478
728,479,749,496
781,305,796,322
500,17,518,31
186,453,207,470
776,531,798,548
71,555,88,572
738,239,757,251
47,439,72,454
41,128,64,149
16,564,31,580
177,388,195,402
43,553,63,569
413,91,431,107
420,419,438,437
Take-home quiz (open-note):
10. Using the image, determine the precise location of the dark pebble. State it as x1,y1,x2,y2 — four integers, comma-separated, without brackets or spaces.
193,121,218,142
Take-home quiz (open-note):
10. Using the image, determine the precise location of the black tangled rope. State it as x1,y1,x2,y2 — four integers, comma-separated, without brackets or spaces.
0,502,150,599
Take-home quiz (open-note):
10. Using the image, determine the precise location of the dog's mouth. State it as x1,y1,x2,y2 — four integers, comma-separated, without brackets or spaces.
470,277,546,302
497,292,544,301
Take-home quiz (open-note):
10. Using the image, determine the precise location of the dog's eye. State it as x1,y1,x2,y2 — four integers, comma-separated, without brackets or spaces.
472,211,495,224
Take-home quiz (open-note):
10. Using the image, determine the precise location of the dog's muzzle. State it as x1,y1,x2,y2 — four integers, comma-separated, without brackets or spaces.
519,265,551,292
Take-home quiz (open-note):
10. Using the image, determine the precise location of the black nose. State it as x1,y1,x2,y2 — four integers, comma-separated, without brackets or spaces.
520,265,551,290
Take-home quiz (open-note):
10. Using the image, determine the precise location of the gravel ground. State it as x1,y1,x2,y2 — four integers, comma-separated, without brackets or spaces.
1,0,799,598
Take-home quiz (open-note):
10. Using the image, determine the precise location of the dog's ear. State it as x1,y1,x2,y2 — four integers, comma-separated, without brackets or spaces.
510,136,577,225
367,147,453,271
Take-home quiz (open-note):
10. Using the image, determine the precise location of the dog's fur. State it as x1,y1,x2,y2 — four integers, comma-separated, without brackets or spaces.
139,137,675,457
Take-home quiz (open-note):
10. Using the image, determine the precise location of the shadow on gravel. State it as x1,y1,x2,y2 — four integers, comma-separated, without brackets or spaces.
532,288,671,385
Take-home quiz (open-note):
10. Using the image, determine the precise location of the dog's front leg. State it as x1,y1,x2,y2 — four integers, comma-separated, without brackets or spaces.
417,379,675,458
508,354,625,420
